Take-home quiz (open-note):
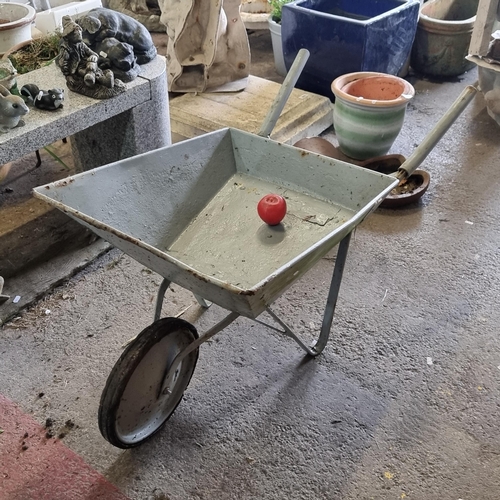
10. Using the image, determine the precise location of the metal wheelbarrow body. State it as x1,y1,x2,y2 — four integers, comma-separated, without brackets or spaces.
33,50,478,448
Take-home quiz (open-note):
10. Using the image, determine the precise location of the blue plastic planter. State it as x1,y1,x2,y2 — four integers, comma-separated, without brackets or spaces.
281,0,420,99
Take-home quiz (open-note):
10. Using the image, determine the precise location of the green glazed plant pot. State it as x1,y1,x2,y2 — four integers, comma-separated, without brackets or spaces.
331,72,415,160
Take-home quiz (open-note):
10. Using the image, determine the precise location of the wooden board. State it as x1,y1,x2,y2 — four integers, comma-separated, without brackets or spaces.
0,140,93,279
0,203,96,279
169,75,333,145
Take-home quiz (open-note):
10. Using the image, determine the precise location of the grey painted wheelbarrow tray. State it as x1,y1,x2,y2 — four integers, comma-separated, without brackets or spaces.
33,49,478,448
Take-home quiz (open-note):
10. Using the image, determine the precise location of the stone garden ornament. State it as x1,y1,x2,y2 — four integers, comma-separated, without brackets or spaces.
20,84,65,110
0,59,18,92
0,83,28,133
77,8,157,65
101,0,164,33
73,7,158,83
0,276,9,305
56,16,126,99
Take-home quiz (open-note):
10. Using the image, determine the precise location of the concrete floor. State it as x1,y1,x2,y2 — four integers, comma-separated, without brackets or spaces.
1,30,500,500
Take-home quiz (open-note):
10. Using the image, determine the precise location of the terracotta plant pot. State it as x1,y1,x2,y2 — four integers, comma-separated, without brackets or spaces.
331,71,415,160
1,38,32,60
1,36,60,75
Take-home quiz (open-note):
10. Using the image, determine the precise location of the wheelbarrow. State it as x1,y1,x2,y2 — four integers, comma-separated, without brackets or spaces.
33,50,479,448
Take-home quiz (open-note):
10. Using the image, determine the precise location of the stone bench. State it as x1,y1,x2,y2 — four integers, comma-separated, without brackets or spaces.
0,55,170,169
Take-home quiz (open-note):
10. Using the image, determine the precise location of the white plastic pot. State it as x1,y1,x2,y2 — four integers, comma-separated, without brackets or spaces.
268,16,286,77
0,2,35,55
35,0,102,36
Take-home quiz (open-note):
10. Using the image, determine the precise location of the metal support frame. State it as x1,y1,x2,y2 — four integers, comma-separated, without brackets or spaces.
154,278,171,321
258,231,352,356
158,310,240,396
153,231,352,364
154,279,212,322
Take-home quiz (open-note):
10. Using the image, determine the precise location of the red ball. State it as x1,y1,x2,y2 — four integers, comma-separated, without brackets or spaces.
257,194,287,226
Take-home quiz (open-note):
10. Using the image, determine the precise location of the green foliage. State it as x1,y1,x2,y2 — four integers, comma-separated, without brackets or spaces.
43,145,71,171
268,0,293,24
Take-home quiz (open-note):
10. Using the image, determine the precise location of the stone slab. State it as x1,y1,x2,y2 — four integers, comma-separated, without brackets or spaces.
169,75,333,145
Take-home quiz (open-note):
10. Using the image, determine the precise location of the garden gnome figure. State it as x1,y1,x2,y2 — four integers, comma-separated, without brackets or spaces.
56,16,126,99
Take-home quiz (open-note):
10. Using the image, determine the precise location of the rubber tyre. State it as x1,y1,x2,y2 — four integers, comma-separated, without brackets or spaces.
98,317,199,448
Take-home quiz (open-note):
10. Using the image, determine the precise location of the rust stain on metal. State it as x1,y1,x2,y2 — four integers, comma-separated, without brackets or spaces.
112,231,142,247
186,268,208,283
54,178,75,187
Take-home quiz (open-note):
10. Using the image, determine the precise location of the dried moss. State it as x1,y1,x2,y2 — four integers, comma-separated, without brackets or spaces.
8,33,61,75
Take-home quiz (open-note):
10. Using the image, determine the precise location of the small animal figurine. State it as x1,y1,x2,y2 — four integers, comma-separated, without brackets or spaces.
20,84,65,111
0,84,29,134
94,37,140,82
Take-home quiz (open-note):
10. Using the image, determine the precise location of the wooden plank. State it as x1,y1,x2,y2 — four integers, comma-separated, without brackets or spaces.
169,75,333,144
170,77,321,125
469,0,499,56
0,207,97,279
0,198,52,236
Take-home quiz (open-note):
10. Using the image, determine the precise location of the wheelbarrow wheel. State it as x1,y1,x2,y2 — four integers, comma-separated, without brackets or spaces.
98,317,199,449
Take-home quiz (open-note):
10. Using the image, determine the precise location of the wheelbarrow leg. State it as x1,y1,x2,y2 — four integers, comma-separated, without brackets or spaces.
314,230,352,354
155,279,212,322
154,278,171,321
193,294,211,308
265,231,352,356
